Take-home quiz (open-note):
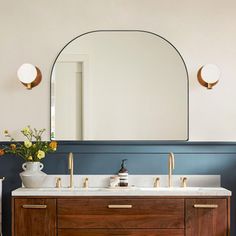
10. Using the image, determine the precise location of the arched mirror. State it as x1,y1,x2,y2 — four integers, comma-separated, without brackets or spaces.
51,30,189,141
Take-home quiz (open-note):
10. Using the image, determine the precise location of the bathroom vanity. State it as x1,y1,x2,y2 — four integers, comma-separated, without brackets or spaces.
12,186,231,236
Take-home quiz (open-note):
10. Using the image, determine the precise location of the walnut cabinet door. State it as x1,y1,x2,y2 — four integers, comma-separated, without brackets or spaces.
185,198,229,236
13,198,56,236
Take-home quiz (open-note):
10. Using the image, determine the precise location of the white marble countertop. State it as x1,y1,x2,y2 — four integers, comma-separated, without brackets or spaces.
12,187,231,197
12,175,231,197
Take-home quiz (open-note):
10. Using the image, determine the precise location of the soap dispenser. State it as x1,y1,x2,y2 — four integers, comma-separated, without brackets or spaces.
118,159,129,187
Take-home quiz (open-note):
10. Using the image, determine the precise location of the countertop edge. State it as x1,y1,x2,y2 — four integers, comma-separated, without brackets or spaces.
12,187,232,197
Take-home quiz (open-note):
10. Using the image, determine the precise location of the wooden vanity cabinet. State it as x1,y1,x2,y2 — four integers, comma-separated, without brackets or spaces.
57,229,184,236
12,198,56,236
185,198,229,236
12,197,230,236
57,198,184,236
57,198,184,229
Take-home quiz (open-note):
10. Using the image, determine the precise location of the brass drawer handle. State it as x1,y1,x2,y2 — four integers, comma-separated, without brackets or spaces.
108,204,132,209
22,204,47,209
193,204,218,209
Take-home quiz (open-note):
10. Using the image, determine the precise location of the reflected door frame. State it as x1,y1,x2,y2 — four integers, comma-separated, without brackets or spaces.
51,54,89,140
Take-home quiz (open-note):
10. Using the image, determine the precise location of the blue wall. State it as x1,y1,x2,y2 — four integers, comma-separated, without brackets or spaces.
1,142,236,235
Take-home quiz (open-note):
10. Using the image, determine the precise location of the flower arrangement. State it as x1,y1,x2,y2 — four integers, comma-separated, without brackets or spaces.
0,126,57,162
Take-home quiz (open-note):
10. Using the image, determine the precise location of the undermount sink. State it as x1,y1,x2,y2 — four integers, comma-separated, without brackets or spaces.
138,187,201,191
28,187,201,191
34,187,104,191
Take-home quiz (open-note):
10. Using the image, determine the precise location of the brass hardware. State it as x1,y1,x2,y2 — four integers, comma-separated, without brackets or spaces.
68,152,74,189
197,65,219,90
56,177,62,188
193,204,218,209
168,152,175,187
153,177,160,188
22,204,47,209
108,205,132,209
83,177,89,188
180,177,187,188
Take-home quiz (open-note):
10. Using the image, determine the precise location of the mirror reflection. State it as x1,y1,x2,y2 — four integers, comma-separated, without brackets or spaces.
51,31,188,141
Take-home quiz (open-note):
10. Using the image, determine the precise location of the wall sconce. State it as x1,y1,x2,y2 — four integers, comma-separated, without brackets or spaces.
197,64,220,89
17,63,42,89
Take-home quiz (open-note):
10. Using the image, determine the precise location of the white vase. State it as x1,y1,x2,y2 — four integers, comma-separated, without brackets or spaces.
20,162,47,188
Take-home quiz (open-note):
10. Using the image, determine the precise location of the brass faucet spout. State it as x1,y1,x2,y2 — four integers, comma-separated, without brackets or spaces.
168,152,175,187
68,152,74,188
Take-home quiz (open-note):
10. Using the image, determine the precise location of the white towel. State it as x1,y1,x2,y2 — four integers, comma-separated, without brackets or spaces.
0,179,2,236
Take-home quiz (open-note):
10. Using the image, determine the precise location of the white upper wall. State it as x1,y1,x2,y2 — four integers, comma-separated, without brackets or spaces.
0,0,235,141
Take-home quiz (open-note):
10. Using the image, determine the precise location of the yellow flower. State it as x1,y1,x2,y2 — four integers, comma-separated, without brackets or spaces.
28,156,33,161
49,141,57,151
10,144,16,150
24,140,32,148
37,150,45,159
22,127,31,135
0,149,5,156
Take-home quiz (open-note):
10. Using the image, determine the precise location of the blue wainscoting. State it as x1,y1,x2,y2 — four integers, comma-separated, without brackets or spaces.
0,142,236,235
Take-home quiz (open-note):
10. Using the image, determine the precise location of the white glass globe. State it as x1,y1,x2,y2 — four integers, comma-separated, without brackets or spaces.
17,63,37,83
201,64,221,84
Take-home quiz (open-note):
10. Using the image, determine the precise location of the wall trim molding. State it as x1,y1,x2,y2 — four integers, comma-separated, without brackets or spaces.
1,141,236,155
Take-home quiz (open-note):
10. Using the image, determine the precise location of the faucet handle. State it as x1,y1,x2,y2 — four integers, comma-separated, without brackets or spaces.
153,177,160,188
180,177,187,188
56,177,62,188
83,177,89,188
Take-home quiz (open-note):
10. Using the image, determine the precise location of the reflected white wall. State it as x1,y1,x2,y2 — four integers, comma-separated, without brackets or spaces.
53,32,188,140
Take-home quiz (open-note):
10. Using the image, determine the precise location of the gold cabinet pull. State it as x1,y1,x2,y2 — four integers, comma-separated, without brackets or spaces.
108,204,132,209
193,204,218,209
22,204,47,209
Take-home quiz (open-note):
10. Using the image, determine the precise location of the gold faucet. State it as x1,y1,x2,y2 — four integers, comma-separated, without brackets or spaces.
168,152,175,187
68,152,74,188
